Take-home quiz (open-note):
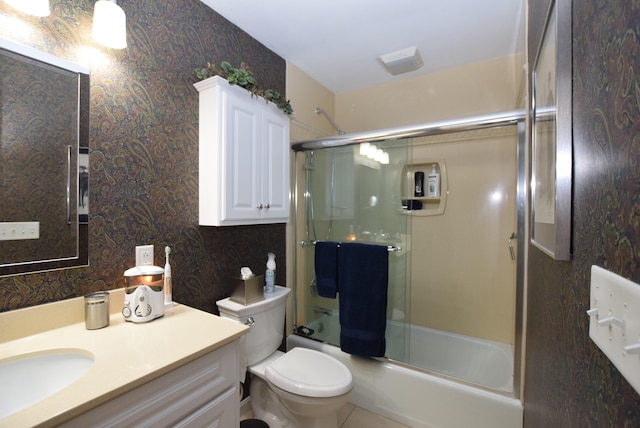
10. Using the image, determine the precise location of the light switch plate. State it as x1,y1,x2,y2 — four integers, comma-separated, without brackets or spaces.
0,222,39,241
588,265,640,394
135,245,154,266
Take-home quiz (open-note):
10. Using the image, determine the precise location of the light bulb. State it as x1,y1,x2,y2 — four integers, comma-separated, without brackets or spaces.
92,0,127,49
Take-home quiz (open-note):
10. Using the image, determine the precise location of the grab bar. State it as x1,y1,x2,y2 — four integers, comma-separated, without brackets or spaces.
300,240,402,252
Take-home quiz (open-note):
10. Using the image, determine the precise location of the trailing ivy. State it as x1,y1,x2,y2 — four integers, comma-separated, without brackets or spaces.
195,61,293,115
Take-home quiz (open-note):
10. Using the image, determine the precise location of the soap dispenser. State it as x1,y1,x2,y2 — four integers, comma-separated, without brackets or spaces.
427,164,440,197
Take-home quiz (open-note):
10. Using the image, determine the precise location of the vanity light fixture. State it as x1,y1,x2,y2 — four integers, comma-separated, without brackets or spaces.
378,46,424,76
92,0,127,49
3,0,51,17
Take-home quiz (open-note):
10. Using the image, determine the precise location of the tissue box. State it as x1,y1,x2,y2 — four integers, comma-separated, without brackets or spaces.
230,275,265,305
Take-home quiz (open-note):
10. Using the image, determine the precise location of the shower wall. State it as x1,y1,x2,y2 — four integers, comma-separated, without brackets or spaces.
409,128,517,344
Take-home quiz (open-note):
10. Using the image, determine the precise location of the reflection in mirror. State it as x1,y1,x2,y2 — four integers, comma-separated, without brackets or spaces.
0,38,89,276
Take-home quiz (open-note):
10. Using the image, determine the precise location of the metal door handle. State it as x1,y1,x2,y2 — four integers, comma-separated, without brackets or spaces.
508,233,517,260
66,145,72,224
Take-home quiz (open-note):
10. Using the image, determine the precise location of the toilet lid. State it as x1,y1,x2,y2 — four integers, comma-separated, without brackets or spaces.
265,347,354,398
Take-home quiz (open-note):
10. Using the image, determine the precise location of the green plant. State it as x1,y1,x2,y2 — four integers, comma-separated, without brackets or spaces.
195,61,293,115
262,89,294,115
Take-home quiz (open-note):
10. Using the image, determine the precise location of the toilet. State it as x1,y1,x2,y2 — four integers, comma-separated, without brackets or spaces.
216,286,353,428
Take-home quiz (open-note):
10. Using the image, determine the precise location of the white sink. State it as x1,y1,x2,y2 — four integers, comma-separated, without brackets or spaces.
0,350,94,419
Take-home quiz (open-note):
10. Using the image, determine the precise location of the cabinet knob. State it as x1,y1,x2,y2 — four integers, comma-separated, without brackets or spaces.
264,203,270,209
257,204,263,209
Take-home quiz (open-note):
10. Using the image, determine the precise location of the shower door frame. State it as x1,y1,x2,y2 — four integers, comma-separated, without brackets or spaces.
291,109,527,398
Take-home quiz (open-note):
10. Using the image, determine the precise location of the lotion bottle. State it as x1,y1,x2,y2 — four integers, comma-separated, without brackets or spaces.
427,164,440,197
265,252,276,294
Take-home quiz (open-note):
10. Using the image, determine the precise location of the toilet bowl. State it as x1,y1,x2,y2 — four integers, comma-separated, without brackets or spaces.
217,286,353,428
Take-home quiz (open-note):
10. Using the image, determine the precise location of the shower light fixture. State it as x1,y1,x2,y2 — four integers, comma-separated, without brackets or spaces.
359,142,372,156
92,0,127,49
3,0,50,17
379,46,424,75
359,143,389,165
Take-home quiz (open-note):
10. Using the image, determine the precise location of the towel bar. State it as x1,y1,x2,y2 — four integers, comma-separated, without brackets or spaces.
300,240,402,252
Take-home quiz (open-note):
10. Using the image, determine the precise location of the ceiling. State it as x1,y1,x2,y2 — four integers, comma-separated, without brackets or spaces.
200,0,525,94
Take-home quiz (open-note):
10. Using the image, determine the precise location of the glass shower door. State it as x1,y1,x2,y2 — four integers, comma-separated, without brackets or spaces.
295,140,411,362
293,119,522,393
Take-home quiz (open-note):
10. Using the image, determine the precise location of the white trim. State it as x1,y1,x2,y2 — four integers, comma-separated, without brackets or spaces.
0,37,90,74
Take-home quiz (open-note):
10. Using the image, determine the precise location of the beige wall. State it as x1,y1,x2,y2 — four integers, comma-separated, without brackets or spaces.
287,54,524,136
335,55,523,133
286,63,337,142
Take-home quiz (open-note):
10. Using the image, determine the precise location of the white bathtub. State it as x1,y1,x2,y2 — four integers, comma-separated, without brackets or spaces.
390,323,514,392
302,312,514,392
288,317,523,428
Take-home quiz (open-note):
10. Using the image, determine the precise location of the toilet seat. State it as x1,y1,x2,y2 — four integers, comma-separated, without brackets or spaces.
265,347,353,398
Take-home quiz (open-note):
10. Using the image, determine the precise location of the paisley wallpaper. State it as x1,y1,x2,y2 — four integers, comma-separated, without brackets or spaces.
524,0,640,426
0,0,286,313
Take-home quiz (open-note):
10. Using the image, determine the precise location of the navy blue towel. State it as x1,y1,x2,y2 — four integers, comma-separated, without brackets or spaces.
315,241,339,298
338,242,388,357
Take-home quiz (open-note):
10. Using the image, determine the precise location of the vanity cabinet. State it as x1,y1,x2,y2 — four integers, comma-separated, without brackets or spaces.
195,76,290,226
61,341,240,428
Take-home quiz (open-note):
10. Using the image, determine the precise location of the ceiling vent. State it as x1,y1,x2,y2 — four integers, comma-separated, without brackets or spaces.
378,46,424,75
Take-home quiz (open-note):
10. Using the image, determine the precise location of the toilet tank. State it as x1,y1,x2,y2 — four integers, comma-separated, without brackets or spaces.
216,285,290,366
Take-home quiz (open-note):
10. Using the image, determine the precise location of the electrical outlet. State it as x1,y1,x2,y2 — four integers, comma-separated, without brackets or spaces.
135,245,154,266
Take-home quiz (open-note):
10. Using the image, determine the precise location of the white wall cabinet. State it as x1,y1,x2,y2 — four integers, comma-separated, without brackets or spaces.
195,76,290,226
61,341,240,428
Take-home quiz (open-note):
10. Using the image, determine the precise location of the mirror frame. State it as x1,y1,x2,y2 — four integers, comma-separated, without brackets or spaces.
0,38,89,277
530,0,572,260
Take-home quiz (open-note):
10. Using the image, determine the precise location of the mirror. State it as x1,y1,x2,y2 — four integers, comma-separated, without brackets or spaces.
0,38,89,276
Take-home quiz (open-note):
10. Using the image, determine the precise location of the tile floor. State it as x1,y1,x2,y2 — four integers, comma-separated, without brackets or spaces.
241,402,410,427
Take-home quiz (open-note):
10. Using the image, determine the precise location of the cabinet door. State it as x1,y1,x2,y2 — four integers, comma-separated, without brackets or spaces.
173,387,238,428
260,106,290,222
221,90,262,222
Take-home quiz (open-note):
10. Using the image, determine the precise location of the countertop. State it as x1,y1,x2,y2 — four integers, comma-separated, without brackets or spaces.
0,289,248,427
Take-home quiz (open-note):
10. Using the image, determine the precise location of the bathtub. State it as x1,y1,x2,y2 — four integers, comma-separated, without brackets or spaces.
301,311,514,392
287,316,523,428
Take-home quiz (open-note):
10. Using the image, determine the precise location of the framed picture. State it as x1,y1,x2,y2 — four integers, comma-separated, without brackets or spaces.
79,146,89,224
531,0,572,260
